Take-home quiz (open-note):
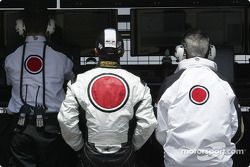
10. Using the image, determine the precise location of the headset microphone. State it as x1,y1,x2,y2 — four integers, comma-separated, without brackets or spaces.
175,44,216,62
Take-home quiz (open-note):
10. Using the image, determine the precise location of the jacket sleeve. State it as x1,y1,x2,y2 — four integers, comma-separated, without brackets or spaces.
155,74,179,146
132,82,157,150
4,56,12,86
64,56,74,80
57,81,84,151
155,98,169,146
231,97,244,144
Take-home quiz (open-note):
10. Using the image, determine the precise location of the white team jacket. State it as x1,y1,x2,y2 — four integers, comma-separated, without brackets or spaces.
58,67,157,152
156,57,239,167
5,36,74,113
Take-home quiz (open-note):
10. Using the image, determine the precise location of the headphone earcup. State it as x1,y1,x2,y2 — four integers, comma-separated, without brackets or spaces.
15,19,26,36
208,45,216,60
175,45,186,61
46,19,55,35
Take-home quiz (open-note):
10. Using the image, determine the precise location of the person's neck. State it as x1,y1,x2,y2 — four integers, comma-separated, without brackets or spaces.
98,60,120,68
26,32,45,36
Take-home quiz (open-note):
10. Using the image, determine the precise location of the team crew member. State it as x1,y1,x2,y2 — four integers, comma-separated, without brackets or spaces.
156,29,243,167
58,28,157,167
4,1,74,167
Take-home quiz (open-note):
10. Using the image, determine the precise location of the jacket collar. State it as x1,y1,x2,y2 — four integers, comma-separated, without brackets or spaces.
98,60,121,68
176,57,217,72
25,35,46,43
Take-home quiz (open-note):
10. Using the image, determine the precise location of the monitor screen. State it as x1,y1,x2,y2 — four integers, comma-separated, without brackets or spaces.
131,8,245,56
0,11,23,87
1,9,117,75
1,9,117,56
0,0,56,8
52,10,117,57
2,11,24,52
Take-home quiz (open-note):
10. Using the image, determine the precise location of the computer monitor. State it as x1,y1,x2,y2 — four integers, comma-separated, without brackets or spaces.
131,8,245,56
53,10,117,57
0,0,56,8
1,9,117,55
0,9,117,76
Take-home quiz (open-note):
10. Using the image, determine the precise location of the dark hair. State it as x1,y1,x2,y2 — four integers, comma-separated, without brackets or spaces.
23,0,49,34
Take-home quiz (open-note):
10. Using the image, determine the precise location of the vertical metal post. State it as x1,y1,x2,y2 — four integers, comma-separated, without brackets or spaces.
57,0,60,9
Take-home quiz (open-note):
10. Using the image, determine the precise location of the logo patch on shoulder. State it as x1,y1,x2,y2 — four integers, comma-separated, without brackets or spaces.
25,55,43,74
189,85,209,105
88,73,129,112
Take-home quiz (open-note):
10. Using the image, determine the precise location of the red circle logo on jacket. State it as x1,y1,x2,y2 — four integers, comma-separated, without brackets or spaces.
189,85,209,105
88,73,129,112
25,55,43,74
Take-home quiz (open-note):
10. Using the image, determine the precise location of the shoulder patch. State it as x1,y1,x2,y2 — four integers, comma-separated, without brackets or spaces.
189,85,209,105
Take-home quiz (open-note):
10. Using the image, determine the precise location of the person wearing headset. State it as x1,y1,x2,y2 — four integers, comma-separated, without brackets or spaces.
155,29,243,167
58,28,157,167
4,1,74,167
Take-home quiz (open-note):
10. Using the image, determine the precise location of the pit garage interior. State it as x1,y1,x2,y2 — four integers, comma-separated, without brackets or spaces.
0,0,250,166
